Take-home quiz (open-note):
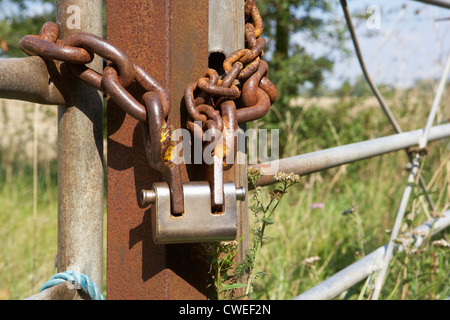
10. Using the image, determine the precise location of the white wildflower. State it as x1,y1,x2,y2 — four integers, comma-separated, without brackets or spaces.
431,239,450,248
302,256,321,266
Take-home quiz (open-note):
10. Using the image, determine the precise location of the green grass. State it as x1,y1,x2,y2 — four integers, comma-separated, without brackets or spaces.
250,150,449,300
248,85,450,300
0,154,108,300
0,158,59,299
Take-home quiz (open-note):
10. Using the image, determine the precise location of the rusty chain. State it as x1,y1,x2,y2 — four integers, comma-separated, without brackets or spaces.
18,0,277,214
18,20,183,211
185,0,277,165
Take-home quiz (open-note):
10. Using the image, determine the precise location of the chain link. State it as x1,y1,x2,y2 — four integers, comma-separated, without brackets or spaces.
19,20,172,159
185,0,277,163
18,0,276,213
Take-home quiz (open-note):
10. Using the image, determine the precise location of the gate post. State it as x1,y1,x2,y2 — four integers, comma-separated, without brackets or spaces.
106,0,247,299
107,0,203,300
55,0,104,291
208,0,249,276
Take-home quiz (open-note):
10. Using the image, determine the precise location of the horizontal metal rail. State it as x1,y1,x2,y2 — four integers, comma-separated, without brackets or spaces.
412,0,450,9
0,56,64,105
250,123,450,187
294,210,450,300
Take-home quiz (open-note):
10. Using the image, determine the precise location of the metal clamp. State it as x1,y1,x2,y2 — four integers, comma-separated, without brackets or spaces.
141,181,245,244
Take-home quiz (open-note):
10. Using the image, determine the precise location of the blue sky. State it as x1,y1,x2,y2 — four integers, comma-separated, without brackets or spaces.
318,0,450,89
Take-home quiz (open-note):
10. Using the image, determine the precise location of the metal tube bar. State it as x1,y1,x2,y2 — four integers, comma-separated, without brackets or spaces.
250,123,450,187
340,0,401,133
209,0,248,297
0,56,64,105
294,210,450,300
419,52,450,148
371,51,450,300
24,283,79,300
412,0,450,9
56,0,104,293
340,0,437,212
371,154,420,300
209,0,245,57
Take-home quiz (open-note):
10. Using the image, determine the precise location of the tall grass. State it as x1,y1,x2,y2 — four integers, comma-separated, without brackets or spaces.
250,84,450,300
0,150,58,299
0,101,108,300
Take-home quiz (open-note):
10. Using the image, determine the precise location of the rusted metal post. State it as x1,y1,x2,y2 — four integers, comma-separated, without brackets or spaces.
107,0,247,300
55,0,104,292
106,0,210,299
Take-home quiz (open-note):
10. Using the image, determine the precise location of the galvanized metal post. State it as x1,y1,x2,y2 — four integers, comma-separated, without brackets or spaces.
55,0,104,292
209,0,249,278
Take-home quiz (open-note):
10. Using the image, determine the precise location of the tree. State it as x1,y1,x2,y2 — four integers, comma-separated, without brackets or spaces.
260,1,346,96
256,0,346,155
0,0,55,57
0,0,108,58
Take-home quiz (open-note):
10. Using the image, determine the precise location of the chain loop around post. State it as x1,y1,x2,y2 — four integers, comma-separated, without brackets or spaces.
19,21,174,187
185,0,277,164
18,0,276,214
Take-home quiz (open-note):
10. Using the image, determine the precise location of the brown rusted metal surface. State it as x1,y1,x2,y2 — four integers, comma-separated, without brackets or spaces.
106,0,209,299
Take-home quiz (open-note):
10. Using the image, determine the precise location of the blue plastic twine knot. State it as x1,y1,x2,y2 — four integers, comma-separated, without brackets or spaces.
40,270,105,300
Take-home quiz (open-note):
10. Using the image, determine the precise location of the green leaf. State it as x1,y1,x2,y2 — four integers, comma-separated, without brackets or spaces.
221,283,247,291
262,217,274,225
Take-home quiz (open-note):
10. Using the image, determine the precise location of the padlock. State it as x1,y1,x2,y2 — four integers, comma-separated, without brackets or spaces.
141,181,246,244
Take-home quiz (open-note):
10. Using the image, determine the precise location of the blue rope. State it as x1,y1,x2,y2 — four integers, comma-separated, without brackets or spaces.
40,270,105,300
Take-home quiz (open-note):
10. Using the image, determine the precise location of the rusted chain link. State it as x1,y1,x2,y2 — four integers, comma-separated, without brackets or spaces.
18,1,276,213
185,0,277,164
18,21,184,213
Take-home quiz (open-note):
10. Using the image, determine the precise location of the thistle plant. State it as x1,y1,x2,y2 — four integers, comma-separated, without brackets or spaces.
204,168,301,299
241,169,301,297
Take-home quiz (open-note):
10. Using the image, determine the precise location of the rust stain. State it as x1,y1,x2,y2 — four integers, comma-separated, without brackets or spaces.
107,0,209,300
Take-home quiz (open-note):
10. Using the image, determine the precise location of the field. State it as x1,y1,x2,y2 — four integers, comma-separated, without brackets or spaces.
0,83,449,300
